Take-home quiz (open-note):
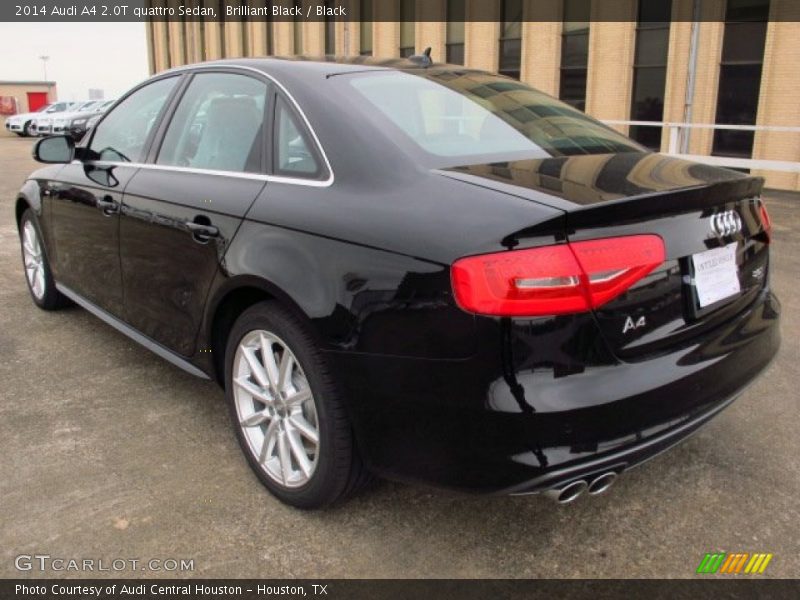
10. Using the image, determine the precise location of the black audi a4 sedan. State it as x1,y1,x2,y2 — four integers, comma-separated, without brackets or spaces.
16,57,779,508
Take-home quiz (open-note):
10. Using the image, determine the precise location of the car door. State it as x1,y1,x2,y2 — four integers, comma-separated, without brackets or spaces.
119,70,270,357
48,76,181,316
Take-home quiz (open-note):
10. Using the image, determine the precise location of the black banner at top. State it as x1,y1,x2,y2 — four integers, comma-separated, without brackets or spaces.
2,0,799,22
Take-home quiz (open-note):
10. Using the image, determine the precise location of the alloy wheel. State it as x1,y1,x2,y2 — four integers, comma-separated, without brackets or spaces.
232,330,320,488
22,221,45,300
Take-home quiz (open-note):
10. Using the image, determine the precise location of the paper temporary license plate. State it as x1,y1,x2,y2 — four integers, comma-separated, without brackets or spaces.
691,242,741,308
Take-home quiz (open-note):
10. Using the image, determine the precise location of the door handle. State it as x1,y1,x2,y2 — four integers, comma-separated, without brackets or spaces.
186,220,219,243
96,195,119,216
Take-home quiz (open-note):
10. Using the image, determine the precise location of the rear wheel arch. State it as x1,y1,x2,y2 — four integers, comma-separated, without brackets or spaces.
208,277,316,388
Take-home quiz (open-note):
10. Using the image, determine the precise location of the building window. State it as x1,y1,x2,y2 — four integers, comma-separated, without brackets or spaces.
241,14,249,57
712,0,770,158
265,13,273,55
360,0,373,56
629,0,671,150
446,0,465,65
559,0,590,111
198,11,206,59
499,0,522,79
293,0,303,54
217,0,226,58
399,0,415,57
324,0,336,54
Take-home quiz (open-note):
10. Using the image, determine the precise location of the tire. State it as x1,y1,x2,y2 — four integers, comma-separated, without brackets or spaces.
19,209,69,310
22,121,31,137
15,132,24,137
224,301,370,509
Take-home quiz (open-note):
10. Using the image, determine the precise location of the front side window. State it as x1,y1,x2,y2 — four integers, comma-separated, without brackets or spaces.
88,76,178,163
273,97,321,177
157,72,267,173
345,71,643,165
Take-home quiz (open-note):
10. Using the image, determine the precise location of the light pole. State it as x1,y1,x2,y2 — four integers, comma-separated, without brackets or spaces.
39,55,50,100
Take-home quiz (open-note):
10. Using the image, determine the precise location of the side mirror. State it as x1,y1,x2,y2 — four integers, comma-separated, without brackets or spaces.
33,135,75,164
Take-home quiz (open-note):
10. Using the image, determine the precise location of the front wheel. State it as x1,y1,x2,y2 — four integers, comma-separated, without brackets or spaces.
19,209,68,310
22,121,31,136
224,301,370,509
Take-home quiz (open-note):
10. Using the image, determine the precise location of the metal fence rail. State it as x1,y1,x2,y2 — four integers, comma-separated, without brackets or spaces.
601,120,800,173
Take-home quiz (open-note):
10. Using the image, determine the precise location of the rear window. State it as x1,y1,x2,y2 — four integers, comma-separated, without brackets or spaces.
345,70,643,164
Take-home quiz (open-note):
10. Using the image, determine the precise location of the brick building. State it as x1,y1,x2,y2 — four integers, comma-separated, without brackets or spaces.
145,0,800,189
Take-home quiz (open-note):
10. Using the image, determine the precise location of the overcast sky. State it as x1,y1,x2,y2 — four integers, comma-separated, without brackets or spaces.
0,23,149,101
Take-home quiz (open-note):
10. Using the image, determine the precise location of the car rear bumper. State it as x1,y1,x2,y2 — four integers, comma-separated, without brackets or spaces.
327,288,781,494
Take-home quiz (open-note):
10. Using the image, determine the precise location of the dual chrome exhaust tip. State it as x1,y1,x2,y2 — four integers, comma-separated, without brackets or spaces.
544,471,618,504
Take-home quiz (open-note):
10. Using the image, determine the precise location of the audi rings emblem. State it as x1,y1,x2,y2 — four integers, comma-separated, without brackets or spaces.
710,210,743,238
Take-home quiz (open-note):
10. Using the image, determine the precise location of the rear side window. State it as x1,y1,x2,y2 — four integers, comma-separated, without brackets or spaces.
273,97,321,178
157,72,268,174
88,76,178,163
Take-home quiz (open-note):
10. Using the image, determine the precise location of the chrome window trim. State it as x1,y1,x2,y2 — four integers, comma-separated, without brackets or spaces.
69,159,332,187
78,63,334,187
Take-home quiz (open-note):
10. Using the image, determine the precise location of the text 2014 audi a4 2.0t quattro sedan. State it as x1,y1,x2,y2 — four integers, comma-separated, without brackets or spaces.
16,57,780,508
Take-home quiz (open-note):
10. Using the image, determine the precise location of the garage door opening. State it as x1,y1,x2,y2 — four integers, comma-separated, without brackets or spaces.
27,91,48,112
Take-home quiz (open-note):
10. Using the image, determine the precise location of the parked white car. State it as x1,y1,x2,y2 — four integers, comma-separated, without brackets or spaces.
31,101,85,136
50,100,106,135
64,99,116,140
5,101,75,137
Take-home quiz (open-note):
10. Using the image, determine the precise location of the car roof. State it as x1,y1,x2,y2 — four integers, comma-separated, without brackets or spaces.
163,55,480,80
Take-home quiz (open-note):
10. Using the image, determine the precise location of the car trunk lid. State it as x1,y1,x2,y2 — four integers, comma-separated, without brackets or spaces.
439,153,771,360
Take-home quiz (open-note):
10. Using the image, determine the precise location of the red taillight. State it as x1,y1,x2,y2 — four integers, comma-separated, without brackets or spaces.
451,235,665,317
759,201,772,242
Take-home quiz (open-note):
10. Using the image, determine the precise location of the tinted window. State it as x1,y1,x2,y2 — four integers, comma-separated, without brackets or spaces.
360,0,372,55
324,0,336,54
293,1,303,54
629,0,671,150
446,0,465,65
560,0,590,110
399,0,415,56
346,71,642,164
157,72,267,173
712,0,769,158
88,77,177,163
274,97,321,177
499,0,522,79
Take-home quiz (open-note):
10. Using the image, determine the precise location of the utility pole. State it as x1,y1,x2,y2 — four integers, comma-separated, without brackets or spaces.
39,55,51,100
